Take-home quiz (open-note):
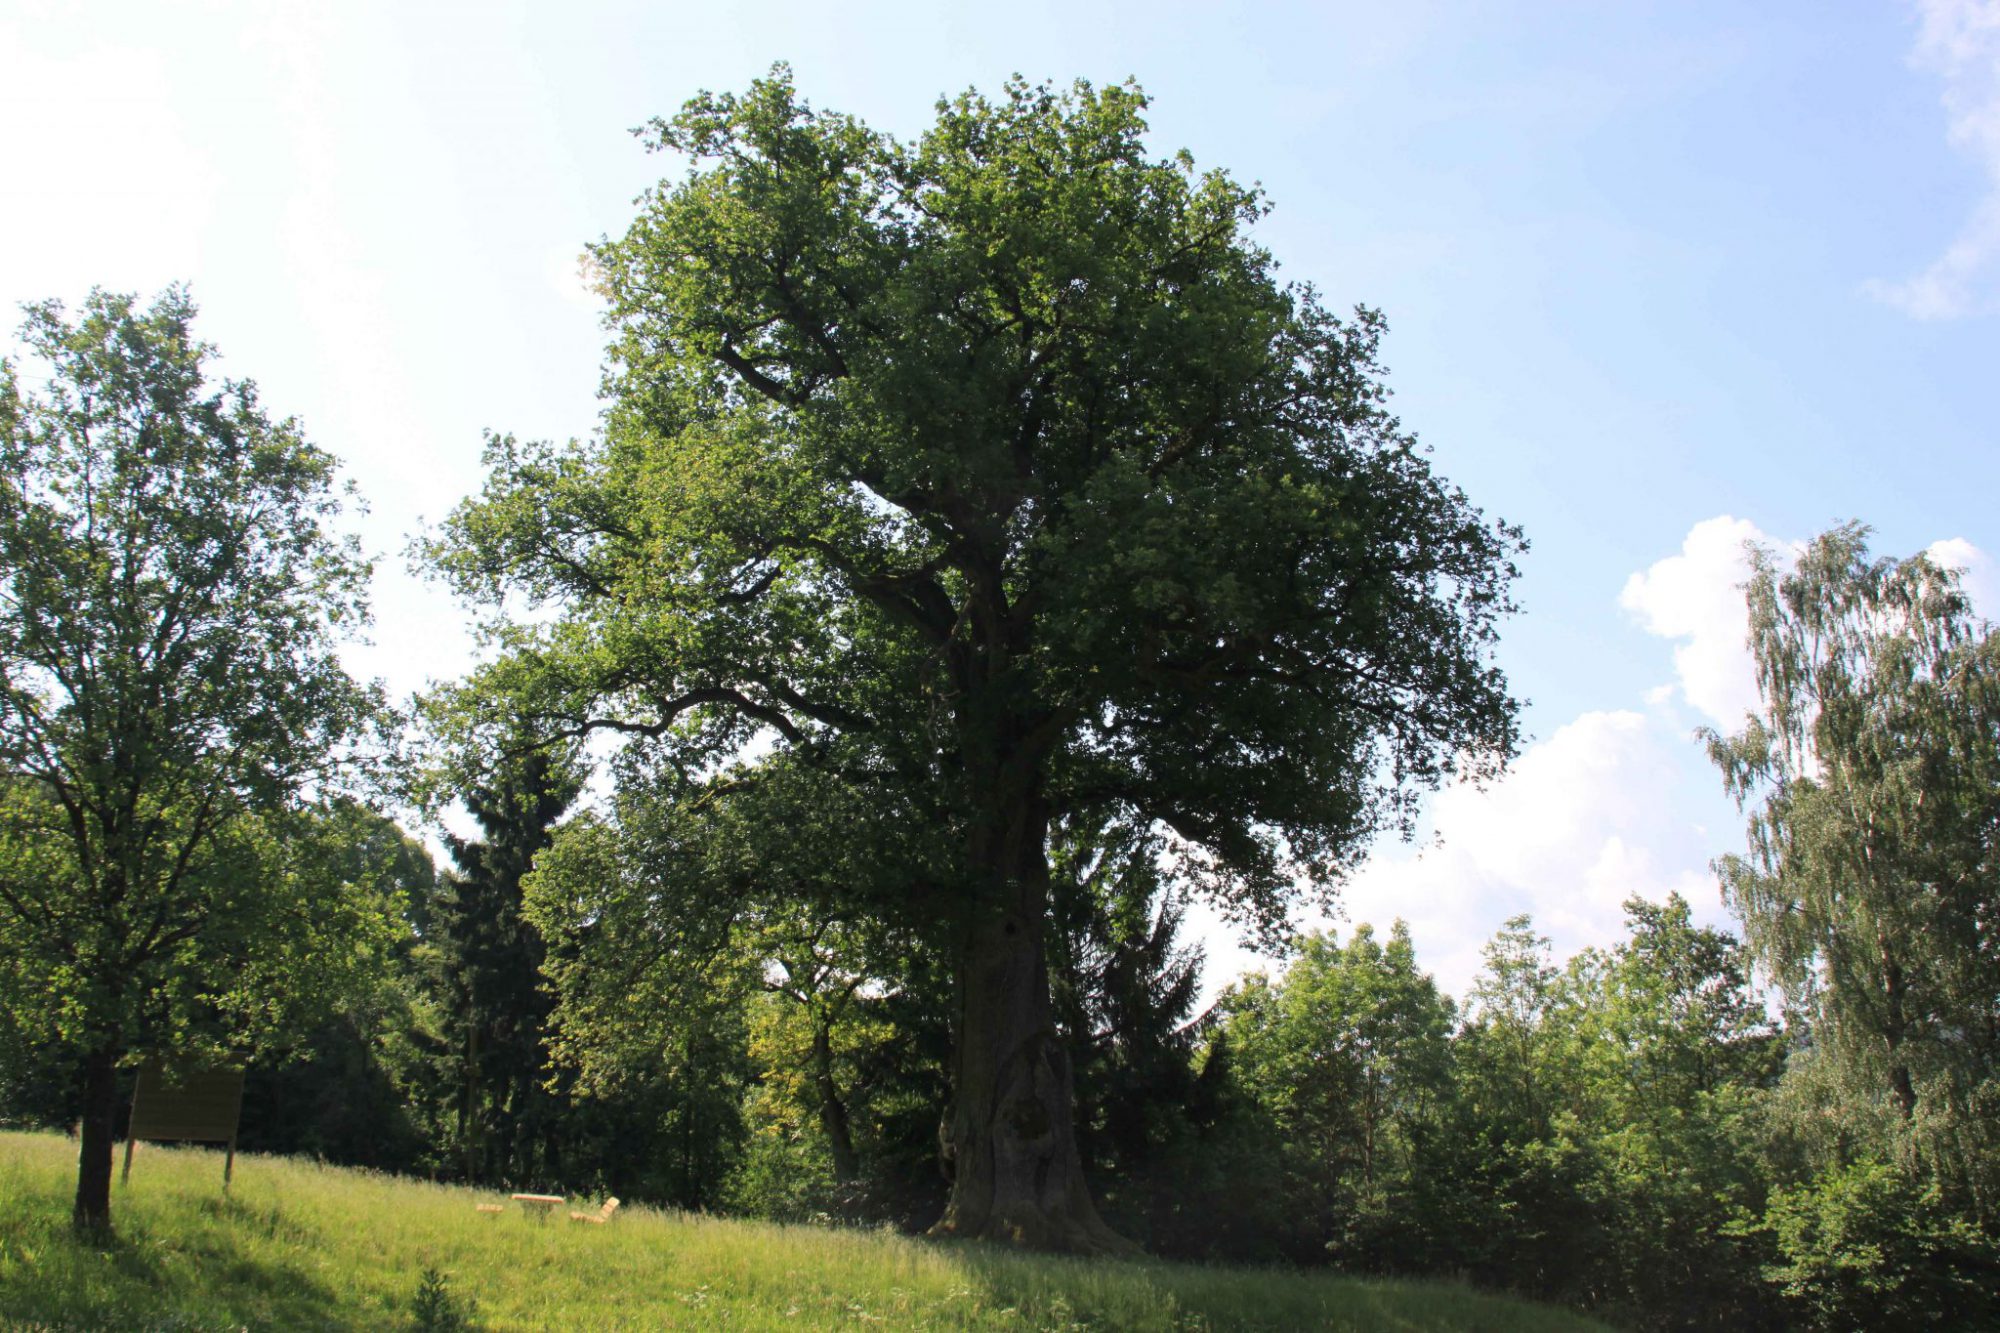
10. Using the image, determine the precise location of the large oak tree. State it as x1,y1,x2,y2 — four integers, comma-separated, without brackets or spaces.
429,71,1521,1250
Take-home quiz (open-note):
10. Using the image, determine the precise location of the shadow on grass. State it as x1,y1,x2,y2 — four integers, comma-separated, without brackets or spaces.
934,1239,1603,1333
0,1193,362,1332
195,1192,321,1247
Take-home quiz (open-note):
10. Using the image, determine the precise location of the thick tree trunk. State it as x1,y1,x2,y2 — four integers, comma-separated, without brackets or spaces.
929,794,1133,1254
72,1043,120,1237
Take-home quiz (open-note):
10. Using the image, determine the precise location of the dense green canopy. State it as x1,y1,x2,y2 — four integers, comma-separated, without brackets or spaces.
0,289,387,1233
428,68,1522,1248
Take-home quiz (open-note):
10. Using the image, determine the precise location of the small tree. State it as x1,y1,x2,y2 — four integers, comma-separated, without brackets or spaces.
519,750,953,1216
0,289,382,1234
237,801,438,1174
1566,897,1778,1327
1221,921,1457,1264
1460,914,1565,1140
1446,915,1607,1295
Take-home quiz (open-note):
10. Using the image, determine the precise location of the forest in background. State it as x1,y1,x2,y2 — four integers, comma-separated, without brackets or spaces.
3,70,1998,1333
5,760,1996,1331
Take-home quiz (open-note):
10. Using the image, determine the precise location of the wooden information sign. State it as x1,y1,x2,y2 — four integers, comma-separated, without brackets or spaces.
122,1065,246,1188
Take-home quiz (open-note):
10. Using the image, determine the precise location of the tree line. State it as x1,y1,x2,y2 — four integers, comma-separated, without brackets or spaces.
2,68,1997,1331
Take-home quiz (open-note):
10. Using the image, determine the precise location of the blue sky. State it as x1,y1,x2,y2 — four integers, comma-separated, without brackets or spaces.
4,1,1996,998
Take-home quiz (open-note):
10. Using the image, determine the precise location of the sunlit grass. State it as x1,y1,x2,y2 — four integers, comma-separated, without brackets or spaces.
0,1130,1612,1330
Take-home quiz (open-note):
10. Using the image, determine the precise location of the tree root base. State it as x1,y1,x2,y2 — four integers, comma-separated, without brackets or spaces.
928,1206,1142,1257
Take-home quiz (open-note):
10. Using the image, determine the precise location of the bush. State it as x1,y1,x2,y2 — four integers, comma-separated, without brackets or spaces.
1755,1160,1999,1331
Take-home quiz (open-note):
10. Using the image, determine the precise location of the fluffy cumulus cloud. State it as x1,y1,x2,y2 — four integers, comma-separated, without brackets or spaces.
1192,707,1733,1005
1617,515,1775,730
1195,516,1995,1006
1868,0,2000,319
1928,535,2000,613
1617,523,1993,728
1329,709,1722,1000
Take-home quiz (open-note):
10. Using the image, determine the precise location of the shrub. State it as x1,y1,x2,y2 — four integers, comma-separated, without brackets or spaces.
1755,1160,1998,1331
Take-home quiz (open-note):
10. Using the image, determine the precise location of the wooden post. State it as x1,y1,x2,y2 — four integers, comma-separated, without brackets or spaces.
121,1079,142,1185
224,1131,236,1190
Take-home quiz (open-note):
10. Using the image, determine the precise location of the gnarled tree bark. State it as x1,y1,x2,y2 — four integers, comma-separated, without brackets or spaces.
929,791,1133,1254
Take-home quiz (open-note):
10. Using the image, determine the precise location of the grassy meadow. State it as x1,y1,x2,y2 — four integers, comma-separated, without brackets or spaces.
0,1131,1613,1331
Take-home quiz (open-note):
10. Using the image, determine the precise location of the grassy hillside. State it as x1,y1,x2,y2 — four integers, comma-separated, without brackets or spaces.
0,1131,1611,1331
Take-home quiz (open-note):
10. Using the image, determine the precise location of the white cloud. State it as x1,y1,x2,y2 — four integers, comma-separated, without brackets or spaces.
1330,710,1719,1000
1195,518,2000,1006
1617,515,1774,730
1620,522,1995,736
1867,0,2000,319
1193,708,1727,1004
1927,535,1999,613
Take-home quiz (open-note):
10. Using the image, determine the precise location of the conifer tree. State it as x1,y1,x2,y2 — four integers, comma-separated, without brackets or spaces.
428,745,580,1184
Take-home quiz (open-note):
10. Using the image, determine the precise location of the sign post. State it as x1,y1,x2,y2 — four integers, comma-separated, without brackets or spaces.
121,1065,246,1189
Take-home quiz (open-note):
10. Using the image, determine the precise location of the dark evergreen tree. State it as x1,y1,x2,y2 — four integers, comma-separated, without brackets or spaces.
427,745,581,1186
1046,817,1206,1241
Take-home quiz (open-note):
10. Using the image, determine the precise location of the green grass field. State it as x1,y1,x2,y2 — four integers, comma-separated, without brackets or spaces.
0,1131,1612,1331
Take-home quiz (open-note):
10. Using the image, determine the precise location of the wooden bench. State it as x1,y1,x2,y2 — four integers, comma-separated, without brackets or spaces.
570,1197,621,1224
475,1203,505,1216
510,1192,565,1220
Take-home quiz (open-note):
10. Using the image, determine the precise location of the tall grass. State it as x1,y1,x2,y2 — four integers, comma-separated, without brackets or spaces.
0,1131,1611,1331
